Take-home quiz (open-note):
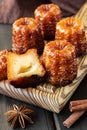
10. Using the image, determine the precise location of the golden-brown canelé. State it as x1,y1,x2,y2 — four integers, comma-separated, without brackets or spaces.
7,49,46,88
42,40,77,86
34,4,62,40
55,17,87,56
0,49,9,81
12,17,44,54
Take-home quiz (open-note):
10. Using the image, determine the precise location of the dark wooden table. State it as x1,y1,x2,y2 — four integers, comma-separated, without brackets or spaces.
0,0,87,130
0,94,55,130
0,21,87,130
0,23,56,130
53,75,87,130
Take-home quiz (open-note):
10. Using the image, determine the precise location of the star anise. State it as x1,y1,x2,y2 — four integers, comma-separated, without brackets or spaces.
5,104,34,129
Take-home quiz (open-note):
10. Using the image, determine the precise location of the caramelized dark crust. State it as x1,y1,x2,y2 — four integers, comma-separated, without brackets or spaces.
10,76,45,88
12,17,44,54
34,4,62,40
55,17,87,56
0,49,9,81
42,40,77,86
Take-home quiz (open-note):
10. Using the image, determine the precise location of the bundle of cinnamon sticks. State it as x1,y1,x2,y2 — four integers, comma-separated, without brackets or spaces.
63,99,87,128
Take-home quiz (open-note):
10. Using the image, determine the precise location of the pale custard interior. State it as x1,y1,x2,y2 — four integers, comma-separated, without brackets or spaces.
8,50,45,79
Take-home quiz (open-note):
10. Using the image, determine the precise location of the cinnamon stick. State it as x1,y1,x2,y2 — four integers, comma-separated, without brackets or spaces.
70,99,87,107
70,103,87,112
70,99,87,112
63,111,85,128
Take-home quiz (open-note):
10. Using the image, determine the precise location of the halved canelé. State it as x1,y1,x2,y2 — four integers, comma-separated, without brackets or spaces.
7,49,46,88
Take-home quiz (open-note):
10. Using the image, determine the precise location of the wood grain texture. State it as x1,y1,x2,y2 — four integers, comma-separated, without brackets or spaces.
0,54,87,113
0,2,87,114
53,2,87,130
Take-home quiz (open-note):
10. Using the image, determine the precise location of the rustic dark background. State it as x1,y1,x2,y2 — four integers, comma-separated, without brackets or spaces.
0,0,87,130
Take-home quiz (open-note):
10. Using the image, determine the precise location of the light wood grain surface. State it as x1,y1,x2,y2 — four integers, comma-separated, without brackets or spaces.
0,2,55,129
0,1,87,130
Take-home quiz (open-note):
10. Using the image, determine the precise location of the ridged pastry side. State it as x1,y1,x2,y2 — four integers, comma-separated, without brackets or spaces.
34,4,62,40
55,17,87,56
42,40,77,86
0,49,9,81
12,17,44,54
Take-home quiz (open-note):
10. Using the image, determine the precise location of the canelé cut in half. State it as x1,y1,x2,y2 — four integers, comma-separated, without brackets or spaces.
7,49,46,88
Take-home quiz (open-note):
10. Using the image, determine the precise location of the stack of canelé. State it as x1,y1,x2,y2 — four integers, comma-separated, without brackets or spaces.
0,4,87,88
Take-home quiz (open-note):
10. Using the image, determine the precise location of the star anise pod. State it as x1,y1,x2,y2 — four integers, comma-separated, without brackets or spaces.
5,104,34,129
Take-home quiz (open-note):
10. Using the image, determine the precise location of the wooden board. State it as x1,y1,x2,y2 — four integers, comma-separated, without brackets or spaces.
0,2,87,113
0,53,87,113
53,2,87,130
